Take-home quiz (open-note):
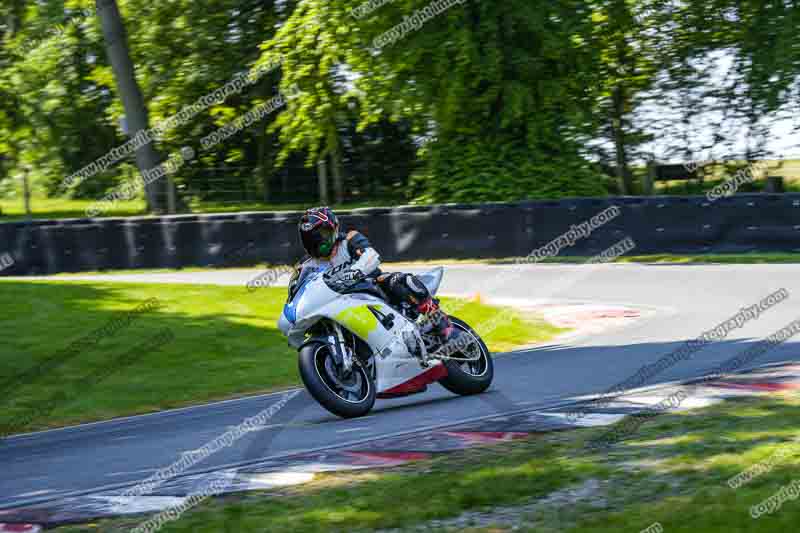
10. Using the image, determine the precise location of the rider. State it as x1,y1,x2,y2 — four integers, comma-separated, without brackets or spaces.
292,206,453,340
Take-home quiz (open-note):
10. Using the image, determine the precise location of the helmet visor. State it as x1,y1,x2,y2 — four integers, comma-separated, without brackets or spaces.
301,225,336,257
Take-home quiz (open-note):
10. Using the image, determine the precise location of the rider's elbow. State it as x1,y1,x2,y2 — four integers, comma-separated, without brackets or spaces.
360,247,381,274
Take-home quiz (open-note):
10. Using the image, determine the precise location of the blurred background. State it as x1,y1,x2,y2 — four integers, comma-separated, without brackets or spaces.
0,0,799,220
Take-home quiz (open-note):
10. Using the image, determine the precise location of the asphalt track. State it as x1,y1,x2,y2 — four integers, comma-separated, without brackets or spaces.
2,263,799,511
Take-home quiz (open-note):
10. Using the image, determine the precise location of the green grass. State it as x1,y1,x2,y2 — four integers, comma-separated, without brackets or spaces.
55,391,800,532
0,195,147,220
652,159,800,195
557,392,800,533
0,195,391,222
0,281,562,434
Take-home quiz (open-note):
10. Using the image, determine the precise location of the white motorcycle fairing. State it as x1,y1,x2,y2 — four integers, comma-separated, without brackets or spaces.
279,267,447,395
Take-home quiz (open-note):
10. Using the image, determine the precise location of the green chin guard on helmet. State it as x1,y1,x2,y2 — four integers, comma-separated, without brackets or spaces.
311,225,337,257
318,238,334,256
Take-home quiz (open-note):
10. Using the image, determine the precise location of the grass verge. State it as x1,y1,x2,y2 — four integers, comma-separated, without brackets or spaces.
57,391,800,532
0,196,388,222
0,196,147,220
0,281,562,434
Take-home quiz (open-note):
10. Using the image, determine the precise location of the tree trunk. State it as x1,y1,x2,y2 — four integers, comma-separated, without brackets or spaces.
643,158,655,196
22,166,31,217
95,0,166,212
317,156,329,204
328,130,344,205
281,165,289,199
611,85,633,195
257,123,271,203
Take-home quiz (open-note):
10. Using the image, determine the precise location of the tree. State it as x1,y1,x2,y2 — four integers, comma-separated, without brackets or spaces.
256,1,359,204
95,0,167,211
579,0,662,195
124,0,282,206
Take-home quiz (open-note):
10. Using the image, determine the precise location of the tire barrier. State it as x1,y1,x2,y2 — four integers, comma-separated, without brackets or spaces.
2,193,800,276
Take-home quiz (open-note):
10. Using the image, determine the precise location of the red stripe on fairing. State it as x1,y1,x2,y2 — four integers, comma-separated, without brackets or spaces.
380,364,448,395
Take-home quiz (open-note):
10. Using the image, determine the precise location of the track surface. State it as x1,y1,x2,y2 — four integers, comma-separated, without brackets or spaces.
2,263,799,509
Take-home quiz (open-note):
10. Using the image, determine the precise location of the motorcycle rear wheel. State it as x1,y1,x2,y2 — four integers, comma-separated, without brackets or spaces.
437,316,494,395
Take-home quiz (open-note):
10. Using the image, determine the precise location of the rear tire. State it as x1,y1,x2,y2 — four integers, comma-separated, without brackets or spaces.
298,341,375,418
437,316,494,395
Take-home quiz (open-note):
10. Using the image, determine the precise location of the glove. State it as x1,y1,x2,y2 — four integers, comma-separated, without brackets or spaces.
339,268,365,283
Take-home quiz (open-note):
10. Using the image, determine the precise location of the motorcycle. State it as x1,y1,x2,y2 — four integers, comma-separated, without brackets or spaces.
278,265,494,418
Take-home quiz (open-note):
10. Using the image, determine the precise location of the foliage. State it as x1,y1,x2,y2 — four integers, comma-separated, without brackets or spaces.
1,0,799,215
411,136,607,202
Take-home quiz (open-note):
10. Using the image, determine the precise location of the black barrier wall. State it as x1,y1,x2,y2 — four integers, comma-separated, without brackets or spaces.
1,194,799,276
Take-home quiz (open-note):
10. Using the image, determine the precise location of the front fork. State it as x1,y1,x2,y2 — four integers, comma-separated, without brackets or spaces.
330,323,354,373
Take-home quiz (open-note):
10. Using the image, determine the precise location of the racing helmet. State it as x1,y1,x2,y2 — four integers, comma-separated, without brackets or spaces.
298,206,339,258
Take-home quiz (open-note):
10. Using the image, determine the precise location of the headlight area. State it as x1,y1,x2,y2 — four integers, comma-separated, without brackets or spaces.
286,317,323,347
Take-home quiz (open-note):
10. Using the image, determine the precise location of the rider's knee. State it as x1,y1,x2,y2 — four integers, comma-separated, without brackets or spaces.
403,274,431,302
381,272,431,306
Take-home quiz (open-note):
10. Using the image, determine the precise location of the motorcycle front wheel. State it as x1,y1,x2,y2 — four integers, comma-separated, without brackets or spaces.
298,341,376,418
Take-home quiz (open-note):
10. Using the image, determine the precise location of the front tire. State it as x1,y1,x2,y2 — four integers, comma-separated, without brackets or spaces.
437,316,494,395
298,342,376,418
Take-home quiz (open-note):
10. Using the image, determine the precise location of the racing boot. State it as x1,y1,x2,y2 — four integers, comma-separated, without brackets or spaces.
417,297,454,342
